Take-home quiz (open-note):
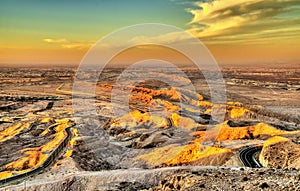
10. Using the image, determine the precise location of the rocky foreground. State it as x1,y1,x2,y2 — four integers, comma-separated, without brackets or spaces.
5,166,299,191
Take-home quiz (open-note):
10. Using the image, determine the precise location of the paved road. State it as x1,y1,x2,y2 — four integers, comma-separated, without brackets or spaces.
0,125,73,187
239,146,263,168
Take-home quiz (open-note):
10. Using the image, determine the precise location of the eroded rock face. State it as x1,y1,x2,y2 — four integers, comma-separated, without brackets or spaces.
259,136,300,169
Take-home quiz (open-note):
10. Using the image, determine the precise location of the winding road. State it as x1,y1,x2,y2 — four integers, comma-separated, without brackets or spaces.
0,125,74,187
239,146,263,168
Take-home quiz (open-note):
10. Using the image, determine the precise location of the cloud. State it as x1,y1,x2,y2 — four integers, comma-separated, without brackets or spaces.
43,38,68,43
43,38,93,50
61,42,93,50
186,0,300,44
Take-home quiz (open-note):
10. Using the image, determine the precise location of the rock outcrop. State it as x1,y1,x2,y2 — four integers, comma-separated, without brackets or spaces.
259,136,300,169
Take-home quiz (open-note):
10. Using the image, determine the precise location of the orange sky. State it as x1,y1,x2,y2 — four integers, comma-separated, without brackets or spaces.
0,0,299,67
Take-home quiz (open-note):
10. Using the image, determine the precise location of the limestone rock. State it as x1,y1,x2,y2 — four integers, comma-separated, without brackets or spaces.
259,136,300,169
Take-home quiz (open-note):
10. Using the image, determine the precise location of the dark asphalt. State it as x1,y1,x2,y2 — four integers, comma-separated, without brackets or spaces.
239,146,263,168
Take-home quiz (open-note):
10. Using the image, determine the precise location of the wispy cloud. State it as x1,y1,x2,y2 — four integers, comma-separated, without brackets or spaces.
43,38,68,43
186,0,300,44
43,38,93,50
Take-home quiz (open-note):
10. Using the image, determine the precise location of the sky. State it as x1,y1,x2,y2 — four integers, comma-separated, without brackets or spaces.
0,0,299,66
